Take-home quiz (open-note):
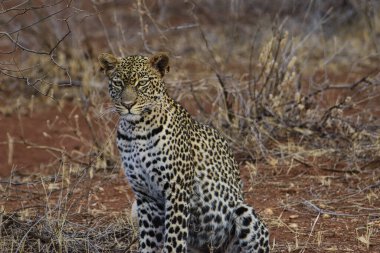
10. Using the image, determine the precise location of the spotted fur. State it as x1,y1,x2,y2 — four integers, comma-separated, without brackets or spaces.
99,52,269,253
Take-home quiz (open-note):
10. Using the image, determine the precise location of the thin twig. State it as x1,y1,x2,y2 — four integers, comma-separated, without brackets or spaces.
303,200,360,217
300,213,320,253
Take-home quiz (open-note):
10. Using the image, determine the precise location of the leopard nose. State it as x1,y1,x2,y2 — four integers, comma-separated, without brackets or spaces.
121,85,137,109
121,101,136,109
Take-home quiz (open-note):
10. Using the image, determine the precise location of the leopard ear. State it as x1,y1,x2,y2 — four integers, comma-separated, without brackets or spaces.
98,53,120,75
149,52,170,77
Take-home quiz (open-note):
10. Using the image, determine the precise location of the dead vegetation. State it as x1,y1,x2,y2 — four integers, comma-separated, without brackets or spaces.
0,170,137,252
1,1,380,252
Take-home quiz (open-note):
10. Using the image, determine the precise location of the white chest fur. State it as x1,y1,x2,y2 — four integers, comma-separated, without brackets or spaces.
117,120,168,202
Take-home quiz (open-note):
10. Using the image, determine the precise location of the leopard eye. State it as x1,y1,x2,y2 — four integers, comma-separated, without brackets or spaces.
111,78,123,87
139,78,150,88
112,82,122,88
135,77,150,88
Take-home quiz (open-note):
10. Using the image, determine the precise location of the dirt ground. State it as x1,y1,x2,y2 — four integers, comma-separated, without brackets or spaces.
1,101,379,252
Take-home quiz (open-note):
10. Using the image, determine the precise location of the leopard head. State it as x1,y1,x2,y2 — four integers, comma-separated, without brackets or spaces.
99,52,170,120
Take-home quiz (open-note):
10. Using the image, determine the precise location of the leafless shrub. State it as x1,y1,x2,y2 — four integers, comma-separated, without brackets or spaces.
0,170,137,253
184,9,380,162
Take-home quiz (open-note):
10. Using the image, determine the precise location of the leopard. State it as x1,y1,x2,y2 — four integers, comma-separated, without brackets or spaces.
99,52,269,253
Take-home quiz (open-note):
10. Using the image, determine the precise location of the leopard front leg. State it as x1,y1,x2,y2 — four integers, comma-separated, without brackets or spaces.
136,198,165,253
163,187,189,253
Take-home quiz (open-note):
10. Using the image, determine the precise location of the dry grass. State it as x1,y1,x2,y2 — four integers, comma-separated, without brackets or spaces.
1,1,380,252
0,172,138,253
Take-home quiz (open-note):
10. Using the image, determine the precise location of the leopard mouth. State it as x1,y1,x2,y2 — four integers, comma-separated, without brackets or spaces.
115,102,153,118
119,110,143,122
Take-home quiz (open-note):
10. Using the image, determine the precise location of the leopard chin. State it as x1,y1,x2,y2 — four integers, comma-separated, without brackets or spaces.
120,113,142,122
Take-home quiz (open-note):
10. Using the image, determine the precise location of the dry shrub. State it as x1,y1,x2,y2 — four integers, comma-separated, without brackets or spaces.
1,206,136,252
202,26,380,163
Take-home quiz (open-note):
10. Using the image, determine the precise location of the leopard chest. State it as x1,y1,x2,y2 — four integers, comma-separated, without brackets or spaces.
116,122,172,201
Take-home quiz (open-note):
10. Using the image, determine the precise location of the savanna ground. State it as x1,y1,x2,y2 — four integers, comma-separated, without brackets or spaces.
1,1,380,252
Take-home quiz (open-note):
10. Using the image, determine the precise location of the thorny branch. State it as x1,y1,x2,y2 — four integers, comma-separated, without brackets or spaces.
0,1,73,96
190,9,235,124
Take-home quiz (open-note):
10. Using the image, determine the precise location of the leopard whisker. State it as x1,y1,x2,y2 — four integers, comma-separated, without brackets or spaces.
97,105,117,118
